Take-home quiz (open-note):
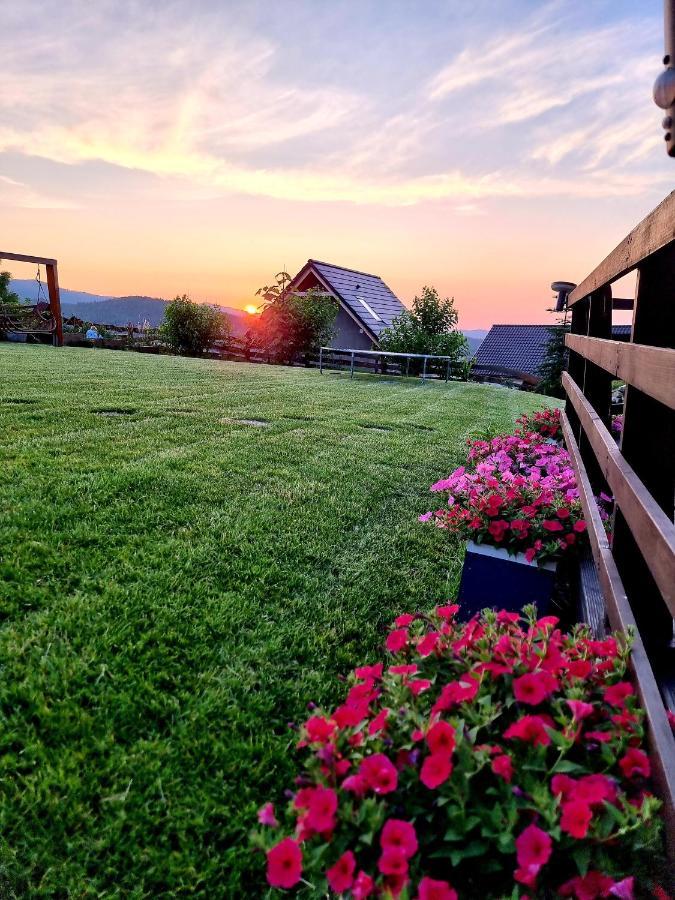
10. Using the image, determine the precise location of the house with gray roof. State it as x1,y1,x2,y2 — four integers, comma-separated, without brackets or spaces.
473,324,631,387
287,260,407,350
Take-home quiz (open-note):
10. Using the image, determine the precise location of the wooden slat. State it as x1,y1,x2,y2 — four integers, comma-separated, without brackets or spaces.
561,412,675,855
46,262,63,347
565,335,675,409
569,190,675,305
562,372,675,614
0,251,58,265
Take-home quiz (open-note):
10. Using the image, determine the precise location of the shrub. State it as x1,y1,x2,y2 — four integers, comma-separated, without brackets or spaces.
537,323,569,399
378,287,468,371
253,606,663,898
160,294,230,355
0,270,20,305
254,288,338,364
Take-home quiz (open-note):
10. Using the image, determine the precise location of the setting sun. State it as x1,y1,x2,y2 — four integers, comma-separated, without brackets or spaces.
245,304,259,315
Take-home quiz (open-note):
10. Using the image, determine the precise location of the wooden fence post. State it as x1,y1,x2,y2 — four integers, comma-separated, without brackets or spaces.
612,245,675,659
46,262,63,347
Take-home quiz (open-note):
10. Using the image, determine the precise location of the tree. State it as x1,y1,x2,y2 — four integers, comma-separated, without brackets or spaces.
255,271,292,303
537,320,569,398
378,286,468,368
160,295,230,355
0,270,20,305
252,282,338,364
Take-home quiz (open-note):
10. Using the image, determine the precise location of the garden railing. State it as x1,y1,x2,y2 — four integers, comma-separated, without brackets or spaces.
558,190,675,853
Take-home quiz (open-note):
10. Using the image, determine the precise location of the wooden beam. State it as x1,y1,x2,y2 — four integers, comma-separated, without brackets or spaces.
612,251,675,655
0,251,58,266
562,372,675,615
565,335,675,409
561,412,675,856
46,262,63,347
569,190,675,305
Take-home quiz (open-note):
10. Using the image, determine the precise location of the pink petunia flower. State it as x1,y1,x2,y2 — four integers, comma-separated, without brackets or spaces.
420,752,453,789
266,837,302,889
326,850,356,893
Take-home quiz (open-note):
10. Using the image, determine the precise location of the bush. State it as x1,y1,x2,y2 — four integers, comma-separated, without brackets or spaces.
378,287,468,372
253,287,338,364
0,270,20,305
253,606,663,898
537,324,569,399
160,295,230,355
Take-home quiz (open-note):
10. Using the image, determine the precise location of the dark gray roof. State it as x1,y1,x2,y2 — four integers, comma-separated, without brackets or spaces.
473,325,552,379
474,324,632,379
304,260,407,337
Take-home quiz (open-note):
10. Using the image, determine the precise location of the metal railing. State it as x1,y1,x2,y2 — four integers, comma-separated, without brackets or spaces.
318,347,466,381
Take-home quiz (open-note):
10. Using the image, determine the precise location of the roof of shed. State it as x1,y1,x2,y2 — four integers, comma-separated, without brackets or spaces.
294,260,407,337
474,324,632,379
473,325,552,378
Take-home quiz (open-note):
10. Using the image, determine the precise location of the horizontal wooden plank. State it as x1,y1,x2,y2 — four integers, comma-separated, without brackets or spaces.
0,251,58,266
561,412,675,855
569,190,675,305
612,298,634,310
565,335,675,409
563,373,675,615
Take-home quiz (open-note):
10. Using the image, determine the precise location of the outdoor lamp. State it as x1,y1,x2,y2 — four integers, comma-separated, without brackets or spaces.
654,0,675,155
550,281,576,313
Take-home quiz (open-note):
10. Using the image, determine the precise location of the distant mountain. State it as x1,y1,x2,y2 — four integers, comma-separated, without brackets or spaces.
62,297,169,327
464,329,489,340
10,279,112,305
59,295,252,335
462,330,487,356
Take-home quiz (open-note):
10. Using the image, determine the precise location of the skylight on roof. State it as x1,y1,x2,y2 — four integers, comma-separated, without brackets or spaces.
357,297,382,322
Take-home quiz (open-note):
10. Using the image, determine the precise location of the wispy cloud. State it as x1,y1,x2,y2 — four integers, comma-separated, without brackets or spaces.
0,0,668,208
0,174,79,209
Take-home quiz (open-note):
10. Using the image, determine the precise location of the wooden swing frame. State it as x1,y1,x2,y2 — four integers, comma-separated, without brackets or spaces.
0,251,63,346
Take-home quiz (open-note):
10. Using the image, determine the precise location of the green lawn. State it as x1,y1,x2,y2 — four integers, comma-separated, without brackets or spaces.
0,344,545,897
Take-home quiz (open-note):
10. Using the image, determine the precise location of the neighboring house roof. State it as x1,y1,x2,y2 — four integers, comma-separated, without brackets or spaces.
288,259,407,342
473,324,632,380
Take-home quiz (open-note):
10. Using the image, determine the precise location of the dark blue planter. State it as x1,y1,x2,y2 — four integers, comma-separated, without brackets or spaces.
457,541,556,618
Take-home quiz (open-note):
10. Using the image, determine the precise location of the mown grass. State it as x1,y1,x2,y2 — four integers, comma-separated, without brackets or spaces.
0,345,545,897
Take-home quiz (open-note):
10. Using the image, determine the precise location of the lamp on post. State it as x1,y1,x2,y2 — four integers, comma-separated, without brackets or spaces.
551,281,576,313
653,0,675,155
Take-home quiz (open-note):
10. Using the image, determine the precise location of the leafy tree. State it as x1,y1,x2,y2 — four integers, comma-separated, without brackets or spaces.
255,271,292,303
253,283,338,364
537,321,569,398
0,270,20,305
378,286,468,369
160,295,230,356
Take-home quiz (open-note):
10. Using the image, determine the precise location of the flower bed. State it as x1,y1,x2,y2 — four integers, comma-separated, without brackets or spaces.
419,410,592,565
254,607,663,898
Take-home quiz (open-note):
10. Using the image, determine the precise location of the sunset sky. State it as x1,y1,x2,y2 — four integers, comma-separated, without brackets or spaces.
2,0,672,328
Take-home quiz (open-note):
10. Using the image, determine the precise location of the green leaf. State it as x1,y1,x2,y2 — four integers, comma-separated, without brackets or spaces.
551,759,584,774
450,840,487,866
571,844,591,876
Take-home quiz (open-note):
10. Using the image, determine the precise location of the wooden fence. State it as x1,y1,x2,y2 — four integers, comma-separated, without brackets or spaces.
560,190,675,852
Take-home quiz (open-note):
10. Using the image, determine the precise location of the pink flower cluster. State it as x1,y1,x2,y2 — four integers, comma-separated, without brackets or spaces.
419,415,588,564
516,407,563,441
254,606,663,898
